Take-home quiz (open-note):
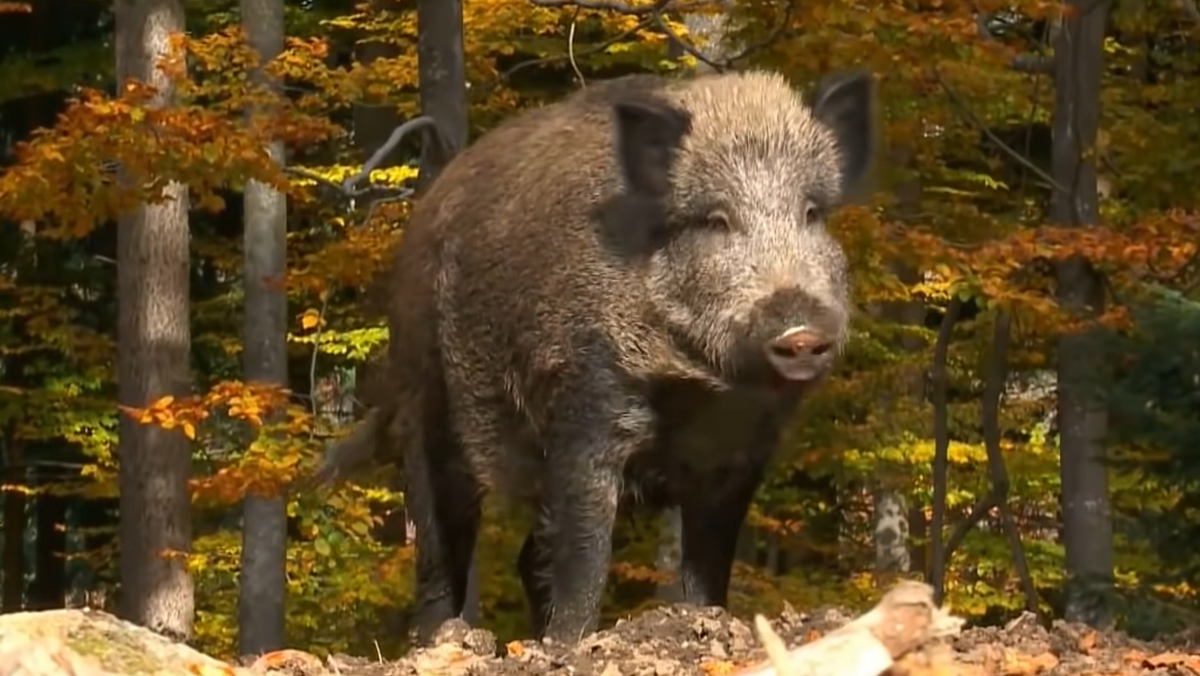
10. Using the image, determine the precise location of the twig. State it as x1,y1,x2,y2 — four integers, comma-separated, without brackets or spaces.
308,291,332,420
568,6,586,87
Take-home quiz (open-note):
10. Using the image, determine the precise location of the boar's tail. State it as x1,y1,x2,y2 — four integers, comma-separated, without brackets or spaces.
311,407,387,488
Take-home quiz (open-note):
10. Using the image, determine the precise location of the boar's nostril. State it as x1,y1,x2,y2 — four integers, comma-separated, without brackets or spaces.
764,329,835,382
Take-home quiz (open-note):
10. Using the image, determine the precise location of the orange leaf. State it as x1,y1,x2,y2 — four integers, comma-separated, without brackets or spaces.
506,641,524,657
150,395,176,410
701,659,736,675
181,421,196,440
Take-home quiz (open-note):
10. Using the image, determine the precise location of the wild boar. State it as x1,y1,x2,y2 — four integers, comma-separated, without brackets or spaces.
316,68,875,645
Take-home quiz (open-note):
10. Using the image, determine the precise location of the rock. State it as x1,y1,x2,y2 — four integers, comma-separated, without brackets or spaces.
0,609,253,676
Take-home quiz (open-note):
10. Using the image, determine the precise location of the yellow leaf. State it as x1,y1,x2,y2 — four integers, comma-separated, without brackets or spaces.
299,309,320,330
181,421,196,440
151,395,176,409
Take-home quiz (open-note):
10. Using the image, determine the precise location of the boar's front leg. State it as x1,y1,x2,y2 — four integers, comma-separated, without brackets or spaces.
541,388,650,643
677,460,768,607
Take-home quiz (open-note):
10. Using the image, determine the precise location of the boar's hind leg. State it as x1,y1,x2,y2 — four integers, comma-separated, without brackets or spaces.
677,461,767,607
541,393,649,643
406,423,482,644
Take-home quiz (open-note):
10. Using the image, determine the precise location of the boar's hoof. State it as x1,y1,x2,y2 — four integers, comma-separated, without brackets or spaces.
764,327,834,382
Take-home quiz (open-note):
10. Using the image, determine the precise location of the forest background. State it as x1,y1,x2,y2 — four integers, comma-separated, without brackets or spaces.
1,0,1200,662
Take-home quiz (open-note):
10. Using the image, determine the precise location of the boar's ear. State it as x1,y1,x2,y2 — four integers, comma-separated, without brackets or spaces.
811,69,876,195
612,97,692,197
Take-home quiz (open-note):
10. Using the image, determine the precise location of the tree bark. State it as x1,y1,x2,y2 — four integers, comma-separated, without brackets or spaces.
237,0,289,655
28,474,67,611
2,436,26,613
1051,0,1114,627
114,0,195,640
415,0,472,621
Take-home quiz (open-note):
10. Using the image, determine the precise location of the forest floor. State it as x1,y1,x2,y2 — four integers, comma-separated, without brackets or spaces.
305,601,1199,676
2,589,1199,676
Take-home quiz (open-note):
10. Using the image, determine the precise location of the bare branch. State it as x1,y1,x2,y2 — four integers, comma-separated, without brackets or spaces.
1010,54,1054,75
526,0,677,14
745,581,965,676
653,0,795,73
982,310,1040,614
347,115,442,193
927,296,962,606
974,12,1053,74
568,5,586,87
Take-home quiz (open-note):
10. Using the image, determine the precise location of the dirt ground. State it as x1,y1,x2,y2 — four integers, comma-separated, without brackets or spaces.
4,598,1200,676
258,602,1200,676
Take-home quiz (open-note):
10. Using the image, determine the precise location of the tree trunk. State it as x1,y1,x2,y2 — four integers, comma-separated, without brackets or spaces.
2,438,26,613
114,0,194,640
28,473,67,611
237,0,289,655
415,0,472,622
872,143,924,579
1051,0,1113,627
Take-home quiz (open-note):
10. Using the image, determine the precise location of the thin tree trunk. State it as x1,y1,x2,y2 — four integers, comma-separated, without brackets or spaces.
415,0,471,622
2,435,26,613
1051,0,1114,627
237,0,288,654
114,0,194,640
28,471,67,611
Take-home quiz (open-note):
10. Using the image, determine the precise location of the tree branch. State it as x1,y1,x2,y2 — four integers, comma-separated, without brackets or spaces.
526,0,679,14
652,0,795,73
927,296,961,606
748,581,965,676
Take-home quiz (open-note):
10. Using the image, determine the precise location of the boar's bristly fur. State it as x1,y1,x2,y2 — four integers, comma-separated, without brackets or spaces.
315,68,876,646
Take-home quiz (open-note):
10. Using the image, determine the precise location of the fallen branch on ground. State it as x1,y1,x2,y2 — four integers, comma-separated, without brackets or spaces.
743,580,965,676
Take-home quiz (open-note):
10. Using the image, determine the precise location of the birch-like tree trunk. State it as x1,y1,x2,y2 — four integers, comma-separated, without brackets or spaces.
113,0,194,639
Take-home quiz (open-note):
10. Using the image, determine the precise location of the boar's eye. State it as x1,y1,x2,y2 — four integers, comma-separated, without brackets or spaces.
803,201,823,226
706,209,732,230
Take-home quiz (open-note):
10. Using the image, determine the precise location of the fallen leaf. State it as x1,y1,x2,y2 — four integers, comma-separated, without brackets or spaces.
701,658,737,675
1078,630,1097,654
1145,652,1191,668
1002,651,1058,676
506,641,524,657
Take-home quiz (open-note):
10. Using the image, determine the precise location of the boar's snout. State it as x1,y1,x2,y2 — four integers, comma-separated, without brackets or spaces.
763,327,834,382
